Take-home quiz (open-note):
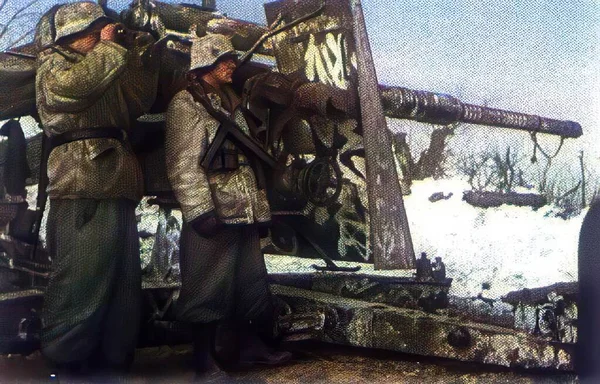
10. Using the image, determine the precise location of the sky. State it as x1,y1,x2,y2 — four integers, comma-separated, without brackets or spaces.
1,0,599,165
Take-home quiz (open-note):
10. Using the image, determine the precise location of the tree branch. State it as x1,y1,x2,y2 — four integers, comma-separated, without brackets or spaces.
14,12,40,20
8,27,35,48
0,0,8,16
0,0,40,41
556,181,581,204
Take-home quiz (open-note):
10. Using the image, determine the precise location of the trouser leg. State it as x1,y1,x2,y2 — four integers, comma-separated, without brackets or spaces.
100,200,141,368
41,199,141,367
235,225,273,325
176,225,241,323
233,226,291,366
176,224,272,323
176,224,290,368
578,201,600,381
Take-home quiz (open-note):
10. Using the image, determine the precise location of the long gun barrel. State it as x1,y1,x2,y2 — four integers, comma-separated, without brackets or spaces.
131,1,582,140
380,86,582,138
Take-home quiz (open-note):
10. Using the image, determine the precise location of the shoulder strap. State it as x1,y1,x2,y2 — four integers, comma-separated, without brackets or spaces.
186,83,279,172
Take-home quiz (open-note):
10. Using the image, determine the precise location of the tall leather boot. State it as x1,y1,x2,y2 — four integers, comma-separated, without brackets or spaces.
213,319,240,368
47,360,85,383
237,321,292,367
192,322,229,383
83,347,132,382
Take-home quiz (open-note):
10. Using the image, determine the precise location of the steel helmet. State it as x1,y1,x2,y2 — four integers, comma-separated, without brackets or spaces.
189,33,239,72
54,2,109,43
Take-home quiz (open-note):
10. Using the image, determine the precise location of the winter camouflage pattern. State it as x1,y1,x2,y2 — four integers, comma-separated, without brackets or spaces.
166,88,271,225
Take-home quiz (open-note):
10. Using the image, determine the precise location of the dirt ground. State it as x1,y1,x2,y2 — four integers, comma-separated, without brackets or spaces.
0,341,577,384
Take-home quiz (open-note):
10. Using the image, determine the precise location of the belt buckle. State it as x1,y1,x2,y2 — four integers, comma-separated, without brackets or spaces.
238,154,250,166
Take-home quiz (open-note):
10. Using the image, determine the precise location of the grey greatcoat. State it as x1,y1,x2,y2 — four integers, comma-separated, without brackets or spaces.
165,86,271,226
165,82,273,324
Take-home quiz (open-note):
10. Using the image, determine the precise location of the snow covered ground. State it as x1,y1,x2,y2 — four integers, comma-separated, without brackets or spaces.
267,177,583,300
403,178,581,299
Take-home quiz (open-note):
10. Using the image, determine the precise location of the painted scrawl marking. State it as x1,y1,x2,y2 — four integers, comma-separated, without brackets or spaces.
304,32,349,89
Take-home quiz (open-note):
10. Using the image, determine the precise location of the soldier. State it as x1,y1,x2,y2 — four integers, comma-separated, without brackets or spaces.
416,252,434,281
432,256,446,282
165,34,291,379
35,1,157,374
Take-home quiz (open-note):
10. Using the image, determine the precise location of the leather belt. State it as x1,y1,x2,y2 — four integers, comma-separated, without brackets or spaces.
49,127,127,150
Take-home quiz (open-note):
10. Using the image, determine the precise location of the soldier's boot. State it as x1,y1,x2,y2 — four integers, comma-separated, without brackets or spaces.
84,347,133,381
47,360,86,383
192,322,229,383
237,322,292,367
213,319,241,368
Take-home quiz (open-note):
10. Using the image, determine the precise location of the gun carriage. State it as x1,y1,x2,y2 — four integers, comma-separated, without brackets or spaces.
0,0,583,371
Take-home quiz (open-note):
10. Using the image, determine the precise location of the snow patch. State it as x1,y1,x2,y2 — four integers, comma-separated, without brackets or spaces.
267,177,581,300
403,178,580,299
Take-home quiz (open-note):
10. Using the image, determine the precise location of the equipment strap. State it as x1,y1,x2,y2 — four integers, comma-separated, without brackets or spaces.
186,85,279,171
49,127,127,150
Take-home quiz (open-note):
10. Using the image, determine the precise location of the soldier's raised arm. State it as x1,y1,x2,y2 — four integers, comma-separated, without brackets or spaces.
119,31,159,119
37,40,127,112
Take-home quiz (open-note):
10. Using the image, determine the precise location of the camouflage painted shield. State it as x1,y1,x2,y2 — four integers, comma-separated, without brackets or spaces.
264,0,416,269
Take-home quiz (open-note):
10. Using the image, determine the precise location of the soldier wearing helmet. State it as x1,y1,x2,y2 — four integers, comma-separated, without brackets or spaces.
35,1,158,375
165,33,291,379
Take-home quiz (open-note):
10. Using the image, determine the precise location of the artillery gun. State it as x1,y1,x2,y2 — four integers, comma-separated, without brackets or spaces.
0,0,583,373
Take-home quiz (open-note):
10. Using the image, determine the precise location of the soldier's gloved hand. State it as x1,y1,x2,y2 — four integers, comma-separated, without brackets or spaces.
190,211,224,238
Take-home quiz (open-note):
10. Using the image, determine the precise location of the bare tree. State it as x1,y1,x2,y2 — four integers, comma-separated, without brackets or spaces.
455,144,536,193
0,0,41,50
392,123,456,191
414,123,456,180
491,146,526,193
529,133,566,194
543,175,583,219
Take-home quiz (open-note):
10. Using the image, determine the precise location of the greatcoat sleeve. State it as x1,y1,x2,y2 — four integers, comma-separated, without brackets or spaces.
119,32,159,118
165,90,218,223
38,41,128,113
